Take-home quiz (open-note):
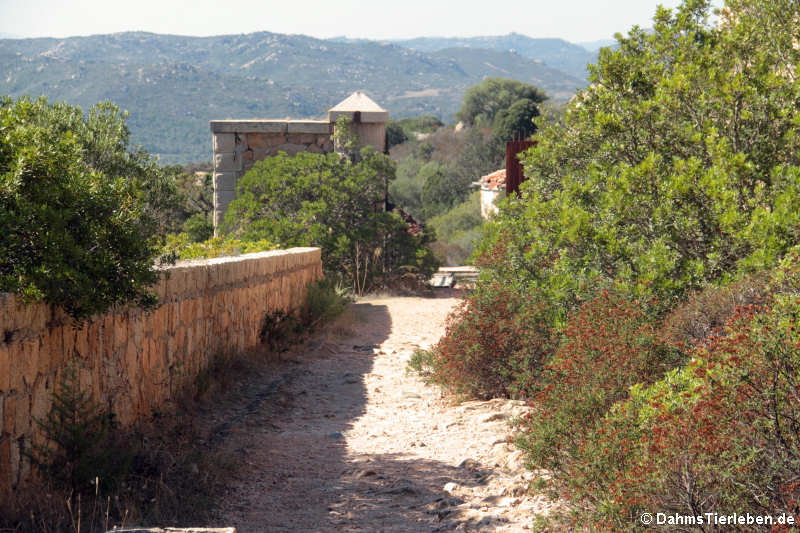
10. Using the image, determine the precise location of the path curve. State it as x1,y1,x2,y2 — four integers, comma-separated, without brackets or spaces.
213,296,556,532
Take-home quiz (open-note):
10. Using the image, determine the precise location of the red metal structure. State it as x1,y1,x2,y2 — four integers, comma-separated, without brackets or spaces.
505,140,536,196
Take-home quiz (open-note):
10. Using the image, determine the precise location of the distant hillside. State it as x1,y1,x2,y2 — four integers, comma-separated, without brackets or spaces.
0,31,587,164
430,48,584,103
576,38,617,52
391,33,596,81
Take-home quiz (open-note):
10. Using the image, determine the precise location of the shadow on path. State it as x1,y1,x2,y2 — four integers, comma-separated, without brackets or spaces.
205,299,506,532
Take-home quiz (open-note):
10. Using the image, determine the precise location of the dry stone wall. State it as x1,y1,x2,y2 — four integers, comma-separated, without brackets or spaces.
0,248,322,491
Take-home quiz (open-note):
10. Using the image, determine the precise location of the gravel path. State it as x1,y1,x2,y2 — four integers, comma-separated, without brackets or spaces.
212,296,558,532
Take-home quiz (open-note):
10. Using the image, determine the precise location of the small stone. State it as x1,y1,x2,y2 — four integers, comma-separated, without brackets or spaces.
444,482,458,494
499,496,520,507
482,412,507,423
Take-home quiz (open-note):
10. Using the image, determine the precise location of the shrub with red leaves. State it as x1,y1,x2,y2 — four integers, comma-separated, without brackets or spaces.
415,281,555,400
515,290,684,493
566,295,800,530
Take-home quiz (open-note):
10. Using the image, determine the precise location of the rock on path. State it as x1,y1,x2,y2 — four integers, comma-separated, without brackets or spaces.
214,296,557,532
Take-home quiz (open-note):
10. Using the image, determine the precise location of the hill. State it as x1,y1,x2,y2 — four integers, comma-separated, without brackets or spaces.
0,31,588,164
390,33,596,80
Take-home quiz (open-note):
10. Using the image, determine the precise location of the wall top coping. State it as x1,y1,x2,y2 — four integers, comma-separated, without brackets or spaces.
0,247,322,332
327,110,389,124
210,120,331,134
164,247,321,269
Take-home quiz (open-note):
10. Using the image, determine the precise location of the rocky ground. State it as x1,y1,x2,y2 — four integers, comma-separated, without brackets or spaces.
206,295,559,532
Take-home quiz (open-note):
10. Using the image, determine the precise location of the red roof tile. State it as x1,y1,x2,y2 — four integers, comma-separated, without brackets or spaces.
480,169,506,191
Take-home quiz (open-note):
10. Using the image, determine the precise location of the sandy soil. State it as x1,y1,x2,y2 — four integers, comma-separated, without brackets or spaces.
209,296,558,532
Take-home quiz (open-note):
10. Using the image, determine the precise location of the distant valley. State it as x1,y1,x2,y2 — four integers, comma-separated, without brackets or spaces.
0,31,597,163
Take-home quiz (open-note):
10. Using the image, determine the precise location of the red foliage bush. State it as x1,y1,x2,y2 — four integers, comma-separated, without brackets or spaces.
569,294,800,530
515,290,684,484
659,273,767,348
417,281,555,399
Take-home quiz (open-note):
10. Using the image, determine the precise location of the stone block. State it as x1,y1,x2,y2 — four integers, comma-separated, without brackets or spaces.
13,393,29,435
0,436,6,490
288,133,316,145
30,378,49,425
3,395,14,435
0,344,9,391
213,133,237,153
245,133,266,150
153,274,168,303
211,120,286,134
21,339,38,387
307,143,323,154
113,314,128,356
8,437,19,487
246,132,286,150
214,172,238,192
275,143,305,156
87,320,103,361
103,315,114,356
214,152,242,173
251,149,270,163
213,190,237,216
75,325,89,364
287,120,331,134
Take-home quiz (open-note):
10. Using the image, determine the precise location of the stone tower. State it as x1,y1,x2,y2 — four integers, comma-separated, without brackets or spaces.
210,91,389,231
328,90,389,153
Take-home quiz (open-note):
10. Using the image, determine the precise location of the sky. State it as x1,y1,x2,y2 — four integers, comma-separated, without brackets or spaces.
0,0,724,43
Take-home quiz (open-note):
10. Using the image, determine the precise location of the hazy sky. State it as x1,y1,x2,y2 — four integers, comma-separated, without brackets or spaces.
0,0,724,43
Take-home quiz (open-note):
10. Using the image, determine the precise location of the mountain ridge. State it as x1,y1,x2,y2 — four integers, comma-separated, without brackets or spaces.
1,30,591,163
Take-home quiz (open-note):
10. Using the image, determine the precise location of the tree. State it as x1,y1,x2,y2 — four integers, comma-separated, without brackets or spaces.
456,78,547,127
220,149,437,294
0,97,169,321
385,121,409,149
491,97,540,143
420,161,467,219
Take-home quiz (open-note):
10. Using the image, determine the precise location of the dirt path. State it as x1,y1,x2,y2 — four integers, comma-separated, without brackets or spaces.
210,296,557,532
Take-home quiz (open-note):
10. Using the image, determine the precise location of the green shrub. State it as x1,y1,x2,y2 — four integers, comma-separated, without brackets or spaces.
161,233,275,260
30,366,132,494
522,252,800,530
260,279,351,350
182,213,214,243
0,97,168,321
221,149,437,294
474,0,800,322
299,279,351,329
427,192,483,265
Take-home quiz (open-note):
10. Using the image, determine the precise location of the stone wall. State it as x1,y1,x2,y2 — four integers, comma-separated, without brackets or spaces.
0,248,322,491
210,120,334,228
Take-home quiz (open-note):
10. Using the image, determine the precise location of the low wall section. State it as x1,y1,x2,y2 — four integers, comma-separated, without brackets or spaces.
0,248,322,491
